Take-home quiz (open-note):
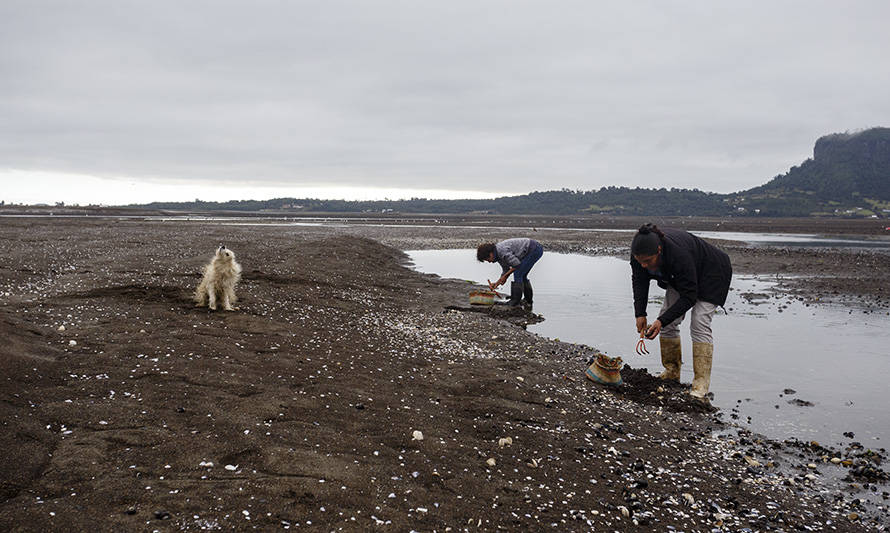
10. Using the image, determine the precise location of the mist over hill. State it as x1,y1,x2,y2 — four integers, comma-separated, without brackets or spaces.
133,128,890,218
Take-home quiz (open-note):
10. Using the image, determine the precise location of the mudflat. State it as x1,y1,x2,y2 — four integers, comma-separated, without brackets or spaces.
0,216,887,531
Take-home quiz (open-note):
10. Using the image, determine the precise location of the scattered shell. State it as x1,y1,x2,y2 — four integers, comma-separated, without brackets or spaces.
618,505,630,518
68,340,77,346
830,457,842,464
57,325,65,332
486,458,496,467
806,463,817,469
224,464,238,471
681,493,695,505
412,430,424,441
848,512,860,521
516,377,525,382
744,456,760,467
498,437,513,448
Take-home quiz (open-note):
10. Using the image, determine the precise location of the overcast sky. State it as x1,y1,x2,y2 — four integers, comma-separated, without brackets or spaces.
1,1,889,205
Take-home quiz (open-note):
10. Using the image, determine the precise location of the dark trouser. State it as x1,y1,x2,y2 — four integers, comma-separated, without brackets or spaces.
512,242,543,282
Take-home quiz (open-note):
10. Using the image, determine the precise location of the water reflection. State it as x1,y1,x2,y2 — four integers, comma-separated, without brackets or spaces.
407,249,890,448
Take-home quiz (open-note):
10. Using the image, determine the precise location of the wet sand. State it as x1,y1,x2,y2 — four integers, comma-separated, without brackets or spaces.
0,216,887,531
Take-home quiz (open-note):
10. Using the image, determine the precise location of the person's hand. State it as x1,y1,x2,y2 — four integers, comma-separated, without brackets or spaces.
635,316,648,334
488,279,500,291
644,319,662,340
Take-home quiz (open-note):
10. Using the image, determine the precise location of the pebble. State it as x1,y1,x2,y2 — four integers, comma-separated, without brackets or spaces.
806,463,817,469
412,430,424,441
830,457,842,464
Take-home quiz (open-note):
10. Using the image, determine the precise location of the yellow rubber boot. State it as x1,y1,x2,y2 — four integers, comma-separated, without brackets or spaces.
658,337,682,381
690,342,713,399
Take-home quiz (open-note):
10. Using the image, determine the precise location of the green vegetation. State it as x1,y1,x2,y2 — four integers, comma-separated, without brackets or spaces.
133,128,890,217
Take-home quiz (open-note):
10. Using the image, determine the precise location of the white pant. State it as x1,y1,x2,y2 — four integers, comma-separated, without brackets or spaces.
658,287,717,344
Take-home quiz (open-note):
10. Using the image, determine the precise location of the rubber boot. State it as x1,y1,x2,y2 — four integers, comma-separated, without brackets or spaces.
658,336,682,381
496,281,523,307
690,342,713,400
522,279,533,310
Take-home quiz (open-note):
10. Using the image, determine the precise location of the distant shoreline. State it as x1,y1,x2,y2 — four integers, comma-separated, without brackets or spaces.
3,206,889,235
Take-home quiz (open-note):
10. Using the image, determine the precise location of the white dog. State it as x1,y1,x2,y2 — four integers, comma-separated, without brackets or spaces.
194,245,242,311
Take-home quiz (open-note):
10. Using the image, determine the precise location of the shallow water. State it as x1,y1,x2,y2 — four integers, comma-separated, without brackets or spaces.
695,230,890,251
407,249,890,448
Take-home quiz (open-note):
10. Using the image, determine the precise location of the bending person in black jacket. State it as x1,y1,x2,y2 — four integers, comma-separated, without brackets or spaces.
630,224,732,400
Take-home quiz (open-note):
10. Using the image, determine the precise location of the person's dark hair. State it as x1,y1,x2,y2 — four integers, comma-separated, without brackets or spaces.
631,223,664,256
476,243,496,262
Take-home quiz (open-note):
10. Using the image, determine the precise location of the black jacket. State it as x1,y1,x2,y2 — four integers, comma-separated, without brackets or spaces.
631,228,732,327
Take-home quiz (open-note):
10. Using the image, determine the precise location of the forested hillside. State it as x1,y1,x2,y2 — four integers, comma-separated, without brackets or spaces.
134,128,890,217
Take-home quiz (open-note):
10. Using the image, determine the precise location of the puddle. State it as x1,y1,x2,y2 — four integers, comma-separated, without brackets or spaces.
408,249,890,449
694,230,890,251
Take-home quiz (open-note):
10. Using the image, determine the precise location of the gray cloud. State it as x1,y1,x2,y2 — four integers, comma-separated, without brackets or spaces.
2,0,889,198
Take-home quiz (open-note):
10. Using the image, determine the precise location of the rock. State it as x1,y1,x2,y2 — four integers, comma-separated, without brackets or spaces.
783,388,796,395
412,430,424,441
848,512,860,521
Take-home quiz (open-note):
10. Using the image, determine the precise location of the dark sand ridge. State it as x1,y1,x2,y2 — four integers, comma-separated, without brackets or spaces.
0,217,886,531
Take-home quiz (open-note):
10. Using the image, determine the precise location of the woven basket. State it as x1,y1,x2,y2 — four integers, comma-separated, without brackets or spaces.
585,354,624,386
469,290,497,306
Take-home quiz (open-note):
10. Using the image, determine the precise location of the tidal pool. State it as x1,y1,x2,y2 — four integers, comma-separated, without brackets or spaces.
408,249,890,448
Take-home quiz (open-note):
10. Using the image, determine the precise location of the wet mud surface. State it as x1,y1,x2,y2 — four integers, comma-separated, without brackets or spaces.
0,217,887,531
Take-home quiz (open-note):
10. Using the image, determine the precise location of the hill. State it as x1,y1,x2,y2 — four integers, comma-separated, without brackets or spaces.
129,128,890,217
731,127,890,216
